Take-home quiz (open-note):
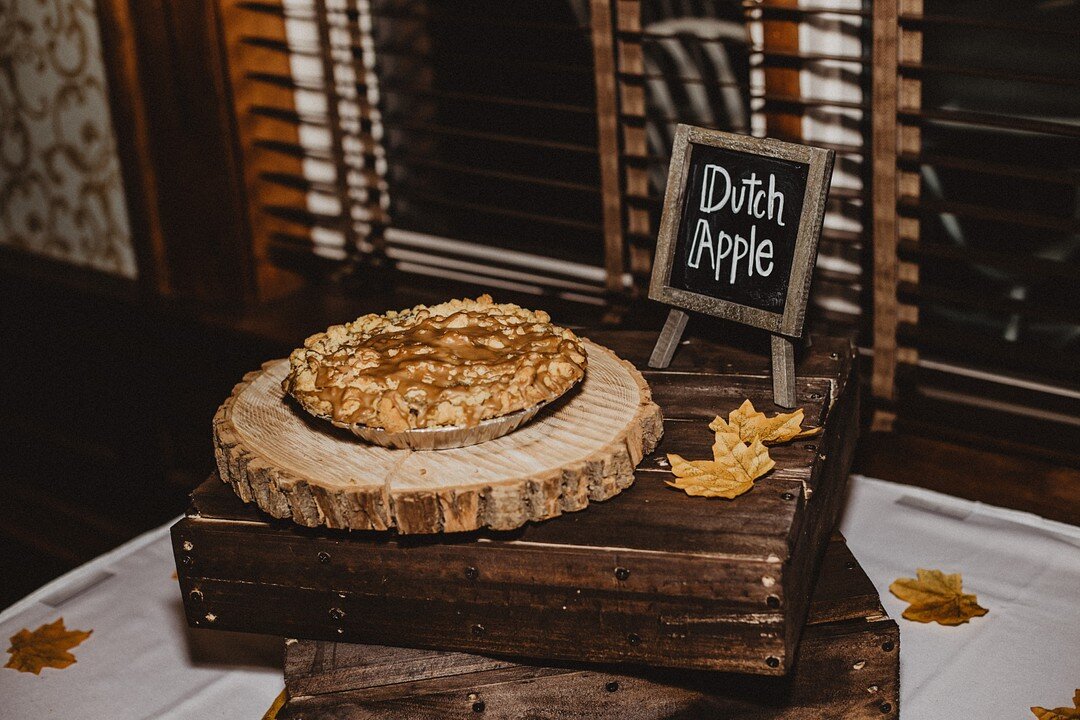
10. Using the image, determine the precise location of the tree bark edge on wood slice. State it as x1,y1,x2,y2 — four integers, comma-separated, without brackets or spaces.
213,340,664,534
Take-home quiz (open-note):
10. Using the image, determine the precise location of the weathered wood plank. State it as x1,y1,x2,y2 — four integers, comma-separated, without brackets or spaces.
588,331,853,390
283,621,898,719
644,373,833,421
284,642,516,699
275,538,898,720
176,575,792,673
214,340,663,534
777,371,861,659
175,333,858,675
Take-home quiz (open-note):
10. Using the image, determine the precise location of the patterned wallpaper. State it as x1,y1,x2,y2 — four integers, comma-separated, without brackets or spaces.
0,0,136,278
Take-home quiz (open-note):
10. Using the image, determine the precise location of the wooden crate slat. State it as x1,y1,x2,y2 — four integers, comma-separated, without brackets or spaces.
175,335,858,676
276,537,899,719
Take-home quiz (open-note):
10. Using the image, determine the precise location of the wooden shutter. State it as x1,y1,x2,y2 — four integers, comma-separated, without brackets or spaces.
872,0,1080,449
613,0,873,338
216,0,876,319
217,0,632,306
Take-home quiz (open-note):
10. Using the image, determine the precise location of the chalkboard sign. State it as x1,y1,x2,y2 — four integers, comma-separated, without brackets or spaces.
647,125,834,407
649,125,833,337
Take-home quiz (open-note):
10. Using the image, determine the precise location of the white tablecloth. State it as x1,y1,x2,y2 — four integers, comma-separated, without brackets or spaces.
3,475,1079,719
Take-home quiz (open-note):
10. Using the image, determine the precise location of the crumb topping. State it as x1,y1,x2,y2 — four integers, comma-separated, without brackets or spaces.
283,295,588,432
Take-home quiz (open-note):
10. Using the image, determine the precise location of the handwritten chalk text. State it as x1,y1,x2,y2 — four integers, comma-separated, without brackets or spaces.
686,164,787,284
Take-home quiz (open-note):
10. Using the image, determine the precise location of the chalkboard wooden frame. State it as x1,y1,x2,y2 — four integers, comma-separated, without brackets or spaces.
648,125,834,338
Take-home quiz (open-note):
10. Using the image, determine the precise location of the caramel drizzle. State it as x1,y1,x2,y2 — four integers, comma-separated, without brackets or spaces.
301,310,584,429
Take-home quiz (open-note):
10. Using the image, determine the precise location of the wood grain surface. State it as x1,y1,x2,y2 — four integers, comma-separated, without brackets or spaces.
213,340,663,533
176,332,858,675
275,537,899,720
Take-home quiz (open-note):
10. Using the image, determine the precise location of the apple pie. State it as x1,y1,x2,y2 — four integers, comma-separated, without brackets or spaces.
283,295,588,433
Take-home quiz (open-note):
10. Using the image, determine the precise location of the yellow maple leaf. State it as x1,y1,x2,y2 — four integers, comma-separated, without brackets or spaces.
888,569,989,626
711,437,776,480
709,399,821,446
665,454,755,498
665,439,774,500
4,618,92,674
1032,690,1080,719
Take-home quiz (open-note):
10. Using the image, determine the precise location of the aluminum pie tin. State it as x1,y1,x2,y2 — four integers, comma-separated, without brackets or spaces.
335,402,545,451
317,384,581,452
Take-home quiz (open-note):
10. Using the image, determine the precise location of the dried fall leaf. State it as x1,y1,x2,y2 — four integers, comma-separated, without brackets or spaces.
889,569,988,626
710,427,743,457
666,404,780,500
665,453,755,498
709,399,822,446
712,437,776,481
1031,690,1080,719
666,438,774,500
5,618,92,674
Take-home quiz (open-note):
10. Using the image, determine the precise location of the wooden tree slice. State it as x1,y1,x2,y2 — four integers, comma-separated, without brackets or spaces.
213,340,664,534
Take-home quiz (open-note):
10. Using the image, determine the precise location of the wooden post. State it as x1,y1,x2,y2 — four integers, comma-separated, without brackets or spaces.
772,335,796,408
759,0,804,141
871,0,900,403
648,308,689,368
590,0,627,296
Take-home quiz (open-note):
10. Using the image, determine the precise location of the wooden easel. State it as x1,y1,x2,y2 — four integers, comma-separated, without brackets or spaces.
648,308,797,408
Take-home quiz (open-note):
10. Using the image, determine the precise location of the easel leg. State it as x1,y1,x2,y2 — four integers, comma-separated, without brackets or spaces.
648,309,690,369
771,335,797,408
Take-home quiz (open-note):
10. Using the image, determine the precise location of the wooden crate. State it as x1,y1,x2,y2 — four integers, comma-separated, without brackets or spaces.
277,537,898,719
173,332,857,675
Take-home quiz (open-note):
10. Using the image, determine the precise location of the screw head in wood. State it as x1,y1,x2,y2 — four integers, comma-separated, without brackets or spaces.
846,561,856,570
614,566,630,581
472,624,485,637
830,352,840,360
881,640,894,652
879,702,892,714
766,595,781,609
329,607,345,621
605,681,620,692
780,492,795,501
188,589,203,602
181,555,193,566
317,551,330,564
808,392,823,400
627,633,641,646
472,700,485,713
766,656,780,668
464,566,478,580
804,443,817,452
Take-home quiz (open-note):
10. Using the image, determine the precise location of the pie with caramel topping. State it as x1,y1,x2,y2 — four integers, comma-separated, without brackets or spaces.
282,295,588,433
